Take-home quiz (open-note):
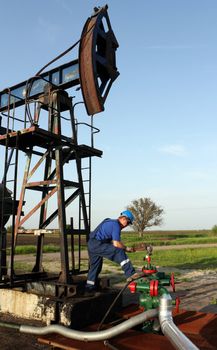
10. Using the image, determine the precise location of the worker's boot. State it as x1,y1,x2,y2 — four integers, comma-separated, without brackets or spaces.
82,287,99,297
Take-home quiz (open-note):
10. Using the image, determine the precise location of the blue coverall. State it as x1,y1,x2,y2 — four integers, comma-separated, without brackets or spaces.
86,218,135,290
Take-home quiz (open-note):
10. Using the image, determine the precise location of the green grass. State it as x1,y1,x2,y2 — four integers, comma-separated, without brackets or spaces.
14,245,36,254
129,236,217,246
9,231,217,273
122,230,217,246
10,229,217,255
210,297,217,305
13,244,61,255
129,247,217,270
9,229,217,274
14,262,33,272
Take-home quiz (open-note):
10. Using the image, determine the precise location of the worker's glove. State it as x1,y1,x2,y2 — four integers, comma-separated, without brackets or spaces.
127,271,145,282
125,246,135,253
146,244,153,255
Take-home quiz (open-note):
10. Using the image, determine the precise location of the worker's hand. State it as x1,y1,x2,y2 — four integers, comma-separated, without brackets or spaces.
125,246,135,253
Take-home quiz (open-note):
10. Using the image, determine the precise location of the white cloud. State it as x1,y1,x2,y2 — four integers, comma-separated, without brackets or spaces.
158,144,187,156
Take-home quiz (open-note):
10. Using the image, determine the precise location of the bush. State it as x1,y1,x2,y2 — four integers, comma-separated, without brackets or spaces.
211,225,217,236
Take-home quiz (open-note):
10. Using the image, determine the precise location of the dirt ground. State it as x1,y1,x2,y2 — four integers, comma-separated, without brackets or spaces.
0,250,217,349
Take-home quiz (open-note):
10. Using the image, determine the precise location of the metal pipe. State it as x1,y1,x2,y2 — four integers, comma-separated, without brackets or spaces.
19,309,158,341
159,294,199,350
0,321,20,330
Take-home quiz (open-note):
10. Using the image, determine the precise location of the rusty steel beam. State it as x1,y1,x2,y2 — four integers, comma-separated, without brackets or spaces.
40,189,80,229
18,186,58,227
27,149,51,179
14,152,32,244
25,180,57,188
0,6,119,117
52,90,70,284
0,59,79,112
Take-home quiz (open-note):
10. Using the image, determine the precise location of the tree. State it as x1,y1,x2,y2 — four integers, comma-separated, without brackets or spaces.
127,197,164,237
211,225,217,236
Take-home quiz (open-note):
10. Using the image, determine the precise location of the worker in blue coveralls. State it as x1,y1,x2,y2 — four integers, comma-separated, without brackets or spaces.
85,210,141,294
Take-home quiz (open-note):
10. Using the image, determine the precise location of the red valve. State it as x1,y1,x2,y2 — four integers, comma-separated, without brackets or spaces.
128,281,137,293
150,280,155,296
146,255,151,264
150,280,159,297
175,297,181,313
142,268,157,275
142,255,157,274
154,280,159,296
170,272,175,292
143,255,151,263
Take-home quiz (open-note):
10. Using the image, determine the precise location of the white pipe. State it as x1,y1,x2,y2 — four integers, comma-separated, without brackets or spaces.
159,294,199,350
20,308,158,342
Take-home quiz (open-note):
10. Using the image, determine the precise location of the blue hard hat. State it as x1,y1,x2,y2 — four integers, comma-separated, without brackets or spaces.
120,210,135,224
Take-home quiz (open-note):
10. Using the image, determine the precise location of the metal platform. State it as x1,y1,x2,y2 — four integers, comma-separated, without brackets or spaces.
0,125,103,159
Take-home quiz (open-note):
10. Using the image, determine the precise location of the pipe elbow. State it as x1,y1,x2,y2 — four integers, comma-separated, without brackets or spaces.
159,294,199,350
159,293,173,333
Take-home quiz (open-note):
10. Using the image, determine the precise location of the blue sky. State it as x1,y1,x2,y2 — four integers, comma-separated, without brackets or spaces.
1,0,217,230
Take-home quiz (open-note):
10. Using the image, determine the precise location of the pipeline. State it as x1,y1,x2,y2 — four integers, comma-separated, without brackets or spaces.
159,294,199,350
19,308,158,342
0,294,199,349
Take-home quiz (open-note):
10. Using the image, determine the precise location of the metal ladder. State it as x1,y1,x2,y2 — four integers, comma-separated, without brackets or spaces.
70,114,100,273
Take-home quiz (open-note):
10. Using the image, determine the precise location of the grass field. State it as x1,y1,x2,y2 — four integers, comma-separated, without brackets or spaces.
124,230,217,270
122,229,217,246
130,247,217,270
10,229,217,253
9,229,217,270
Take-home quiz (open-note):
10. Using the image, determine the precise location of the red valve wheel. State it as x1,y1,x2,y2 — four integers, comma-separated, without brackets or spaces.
170,272,175,292
149,280,155,297
128,282,137,294
150,280,159,297
154,280,159,296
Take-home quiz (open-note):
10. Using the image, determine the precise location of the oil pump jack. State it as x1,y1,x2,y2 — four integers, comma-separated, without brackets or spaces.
0,5,119,295
0,7,209,350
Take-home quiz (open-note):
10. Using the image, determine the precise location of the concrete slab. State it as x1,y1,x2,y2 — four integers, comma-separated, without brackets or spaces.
0,289,56,324
0,288,121,328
